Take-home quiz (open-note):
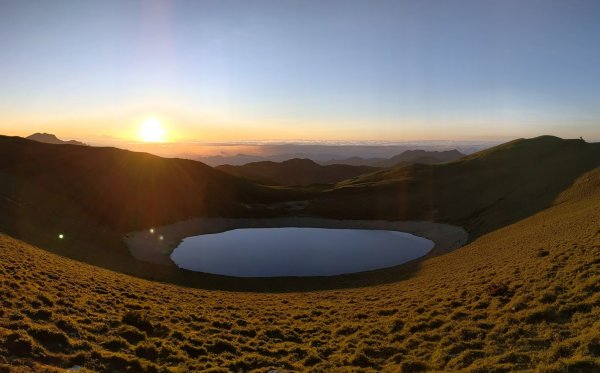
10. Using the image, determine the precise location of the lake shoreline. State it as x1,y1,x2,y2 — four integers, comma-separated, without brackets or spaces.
124,217,468,270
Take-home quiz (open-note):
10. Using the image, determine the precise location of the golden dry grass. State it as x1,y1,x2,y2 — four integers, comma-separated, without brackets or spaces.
1,168,599,371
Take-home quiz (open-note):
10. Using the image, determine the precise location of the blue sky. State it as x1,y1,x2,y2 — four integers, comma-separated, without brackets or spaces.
0,0,599,141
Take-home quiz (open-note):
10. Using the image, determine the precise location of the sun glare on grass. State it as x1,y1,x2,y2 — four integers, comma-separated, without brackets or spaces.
139,118,166,143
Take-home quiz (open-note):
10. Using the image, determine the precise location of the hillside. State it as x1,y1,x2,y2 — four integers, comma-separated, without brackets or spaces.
1,135,598,290
374,149,465,167
312,136,600,238
0,136,302,276
217,158,379,185
1,165,598,371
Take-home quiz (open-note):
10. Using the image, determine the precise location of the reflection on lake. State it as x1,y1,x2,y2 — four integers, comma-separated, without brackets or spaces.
171,228,434,277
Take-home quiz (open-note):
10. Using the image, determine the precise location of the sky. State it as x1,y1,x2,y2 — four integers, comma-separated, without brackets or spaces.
0,0,599,143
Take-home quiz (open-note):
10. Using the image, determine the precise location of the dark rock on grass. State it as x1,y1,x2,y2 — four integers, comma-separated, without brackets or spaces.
537,249,550,257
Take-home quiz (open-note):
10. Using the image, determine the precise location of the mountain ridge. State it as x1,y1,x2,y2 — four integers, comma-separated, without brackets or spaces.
312,136,600,238
217,158,379,185
26,132,88,146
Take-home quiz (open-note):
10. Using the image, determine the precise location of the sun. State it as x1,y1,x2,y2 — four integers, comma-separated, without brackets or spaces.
139,118,166,143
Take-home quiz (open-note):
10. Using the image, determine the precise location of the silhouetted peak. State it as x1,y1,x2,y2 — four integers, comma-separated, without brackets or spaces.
26,133,88,146
281,158,319,166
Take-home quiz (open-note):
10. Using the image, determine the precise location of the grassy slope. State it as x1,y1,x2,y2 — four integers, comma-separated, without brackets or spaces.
0,135,598,290
1,167,598,372
312,136,600,238
373,149,465,168
0,135,293,232
0,136,308,279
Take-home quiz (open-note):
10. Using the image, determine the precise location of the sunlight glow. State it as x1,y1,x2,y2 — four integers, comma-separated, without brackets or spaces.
139,118,166,143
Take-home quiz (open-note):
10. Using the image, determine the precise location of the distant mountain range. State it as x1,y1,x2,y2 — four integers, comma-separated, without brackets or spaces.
195,142,492,167
217,150,466,185
320,149,466,167
26,133,88,146
217,159,379,186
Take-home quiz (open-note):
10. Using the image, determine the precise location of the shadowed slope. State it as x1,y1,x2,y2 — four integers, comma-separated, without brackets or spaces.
0,136,304,276
320,149,465,167
0,135,598,292
1,166,598,371
312,136,600,238
373,149,465,167
0,136,293,232
217,158,379,186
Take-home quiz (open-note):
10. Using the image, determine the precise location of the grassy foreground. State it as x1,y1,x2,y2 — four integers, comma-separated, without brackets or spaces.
1,167,598,371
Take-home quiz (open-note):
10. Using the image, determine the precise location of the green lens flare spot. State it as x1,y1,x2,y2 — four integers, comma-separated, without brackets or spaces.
58,234,64,239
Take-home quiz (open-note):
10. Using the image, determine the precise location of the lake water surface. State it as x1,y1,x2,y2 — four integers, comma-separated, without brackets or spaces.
170,228,434,277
